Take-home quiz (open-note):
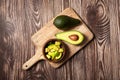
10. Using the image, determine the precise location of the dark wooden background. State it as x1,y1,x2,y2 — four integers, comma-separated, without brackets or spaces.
0,0,120,80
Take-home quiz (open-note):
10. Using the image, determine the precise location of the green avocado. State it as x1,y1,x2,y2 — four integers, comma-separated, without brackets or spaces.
55,30,84,45
53,15,80,30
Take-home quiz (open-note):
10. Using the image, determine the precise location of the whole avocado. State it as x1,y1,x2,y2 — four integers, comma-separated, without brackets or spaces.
53,15,80,30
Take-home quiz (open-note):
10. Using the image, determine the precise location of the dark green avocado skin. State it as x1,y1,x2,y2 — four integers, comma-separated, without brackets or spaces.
53,15,80,30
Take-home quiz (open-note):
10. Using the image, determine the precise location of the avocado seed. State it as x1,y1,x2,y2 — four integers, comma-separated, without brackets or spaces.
69,34,79,41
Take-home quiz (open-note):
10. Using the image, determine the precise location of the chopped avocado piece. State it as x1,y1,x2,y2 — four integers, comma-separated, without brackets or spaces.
55,30,84,45
48,44,55,49
52,46,59,51
58,48,64,53
54,51,60,56
50,49,55,52
48,52,55,56
53,15,80,30
48,52,55,60
55,53,62,60
55,41,61,46
45,48,49,53
46,54,51,59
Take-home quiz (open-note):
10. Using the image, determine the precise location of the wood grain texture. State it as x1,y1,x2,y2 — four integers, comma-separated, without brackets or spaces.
0,0,120,80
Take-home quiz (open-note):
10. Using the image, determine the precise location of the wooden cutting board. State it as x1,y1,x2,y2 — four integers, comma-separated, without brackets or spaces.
24,8,94,69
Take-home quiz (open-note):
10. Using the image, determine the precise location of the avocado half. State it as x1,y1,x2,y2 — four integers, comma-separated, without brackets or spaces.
55,30,84,45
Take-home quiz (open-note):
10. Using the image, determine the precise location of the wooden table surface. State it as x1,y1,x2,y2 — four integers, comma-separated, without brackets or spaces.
0,0,120,80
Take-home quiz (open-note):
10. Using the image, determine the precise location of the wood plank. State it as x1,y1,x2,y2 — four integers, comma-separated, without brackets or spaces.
85,0,112,80
109,0,120,79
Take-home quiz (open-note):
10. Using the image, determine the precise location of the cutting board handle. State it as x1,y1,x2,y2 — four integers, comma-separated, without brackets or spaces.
22,54,44,70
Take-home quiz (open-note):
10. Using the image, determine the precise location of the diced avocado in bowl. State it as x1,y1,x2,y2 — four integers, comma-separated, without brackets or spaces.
43,39,66,63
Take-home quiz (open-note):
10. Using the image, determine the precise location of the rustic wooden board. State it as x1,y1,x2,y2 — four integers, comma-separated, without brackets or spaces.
31,8,94,68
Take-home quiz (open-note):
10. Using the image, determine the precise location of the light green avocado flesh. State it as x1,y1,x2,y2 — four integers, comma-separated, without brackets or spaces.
55,30,84,45
55,53,62,60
